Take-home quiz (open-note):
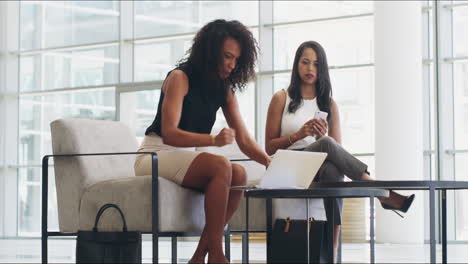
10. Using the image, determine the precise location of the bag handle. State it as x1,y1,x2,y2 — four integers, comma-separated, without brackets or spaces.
93,203,128,232
283,217,315,233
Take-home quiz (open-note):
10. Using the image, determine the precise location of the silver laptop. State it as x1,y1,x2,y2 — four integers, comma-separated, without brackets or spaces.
231,149,327,190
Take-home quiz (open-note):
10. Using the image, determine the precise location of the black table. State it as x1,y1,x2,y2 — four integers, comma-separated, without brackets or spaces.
243,188,389,263
309,181,468,264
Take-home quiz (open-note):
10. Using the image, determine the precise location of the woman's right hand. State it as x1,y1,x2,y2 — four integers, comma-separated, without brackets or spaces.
214,128,236,146
295,120,315,140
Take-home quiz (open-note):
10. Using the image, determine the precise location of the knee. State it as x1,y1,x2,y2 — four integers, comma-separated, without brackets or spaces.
317,136,336,145
209,155,232,184
316,161,344,183
231,163,247,186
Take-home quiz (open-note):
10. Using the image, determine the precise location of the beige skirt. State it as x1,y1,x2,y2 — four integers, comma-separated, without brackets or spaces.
134,133,203,185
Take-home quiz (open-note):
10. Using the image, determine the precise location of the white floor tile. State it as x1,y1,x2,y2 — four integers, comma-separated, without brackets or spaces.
1,237,467,263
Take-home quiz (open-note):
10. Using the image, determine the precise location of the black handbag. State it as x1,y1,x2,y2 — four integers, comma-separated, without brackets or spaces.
270,217,329,263
76,203,142,263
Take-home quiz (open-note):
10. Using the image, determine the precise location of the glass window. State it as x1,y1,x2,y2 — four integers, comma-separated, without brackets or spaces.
18,168,59,236
20,1,119,50
119,89,160,142
453,6,468,57
454,61,468,150
452,4,468,241
134,1,258,39
20,45,119,92
18,168,41,235
19,89,115,165
134,29,259,82
273,15,373,70
455,154,468,240
134,37,192,82
273,1,372,24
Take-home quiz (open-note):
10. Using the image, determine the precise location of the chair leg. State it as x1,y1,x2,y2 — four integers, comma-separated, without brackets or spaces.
224,231,231,262
41,233,47,264
171,236,177,264
153,233,159,264
42,157,49,264
242,233,249,264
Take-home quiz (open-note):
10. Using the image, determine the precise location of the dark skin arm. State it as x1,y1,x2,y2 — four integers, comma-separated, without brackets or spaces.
222,89,271,167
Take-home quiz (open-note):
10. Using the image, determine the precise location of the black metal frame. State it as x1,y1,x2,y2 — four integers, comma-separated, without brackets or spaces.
41,152,231,264
242,188,389,264
309,180,468,264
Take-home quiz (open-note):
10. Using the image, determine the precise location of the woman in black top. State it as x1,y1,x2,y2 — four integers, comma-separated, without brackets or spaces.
135,20,270,263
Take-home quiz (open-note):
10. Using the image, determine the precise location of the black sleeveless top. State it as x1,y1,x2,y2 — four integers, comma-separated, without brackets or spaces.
145,63,226,136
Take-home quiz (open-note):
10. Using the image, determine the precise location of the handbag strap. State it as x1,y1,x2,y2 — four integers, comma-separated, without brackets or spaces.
93,203,128,232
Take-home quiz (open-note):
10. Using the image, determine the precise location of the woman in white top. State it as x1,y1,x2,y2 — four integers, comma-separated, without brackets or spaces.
265,41,415,261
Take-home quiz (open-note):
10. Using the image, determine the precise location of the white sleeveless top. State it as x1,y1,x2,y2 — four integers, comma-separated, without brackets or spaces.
280,89,319,150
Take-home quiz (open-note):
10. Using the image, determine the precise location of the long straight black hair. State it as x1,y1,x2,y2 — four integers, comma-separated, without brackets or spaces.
287,41,332,122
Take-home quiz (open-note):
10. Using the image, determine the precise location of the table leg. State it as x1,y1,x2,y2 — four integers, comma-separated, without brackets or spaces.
442,189,447,264
429,187,436,263
266,198,273,263
338,229,342,264
370,196,375,264
306,198,310,264
244,196,249,264
325,198,334,263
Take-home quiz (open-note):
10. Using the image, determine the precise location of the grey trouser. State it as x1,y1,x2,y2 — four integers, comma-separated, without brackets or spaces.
302,136,368,225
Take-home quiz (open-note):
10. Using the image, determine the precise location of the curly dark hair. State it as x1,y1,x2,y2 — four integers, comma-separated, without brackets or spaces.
177,19,258,94
287,41,332,122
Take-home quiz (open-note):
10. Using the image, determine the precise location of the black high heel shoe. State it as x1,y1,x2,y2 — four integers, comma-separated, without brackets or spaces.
380,194,415,218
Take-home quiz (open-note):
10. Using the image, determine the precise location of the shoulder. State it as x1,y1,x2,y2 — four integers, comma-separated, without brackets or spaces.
329,98,339,114
330,98,338,109
271,89,287,105
268,89,287,116
167,69,189,82
163,70,189,94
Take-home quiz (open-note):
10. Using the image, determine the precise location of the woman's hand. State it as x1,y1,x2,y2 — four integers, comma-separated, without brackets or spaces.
295,120,315,140
264,156,272,168
214,128,236,146
310,118,328,139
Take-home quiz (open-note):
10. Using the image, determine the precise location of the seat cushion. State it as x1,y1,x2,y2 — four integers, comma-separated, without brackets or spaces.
79,176,206,233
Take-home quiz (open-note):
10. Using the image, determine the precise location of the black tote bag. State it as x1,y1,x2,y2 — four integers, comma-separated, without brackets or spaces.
270,217,329,263
76,203,142,263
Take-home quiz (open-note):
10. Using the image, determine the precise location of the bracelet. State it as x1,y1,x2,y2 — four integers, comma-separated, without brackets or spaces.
288,134,294,145
210,135,216,146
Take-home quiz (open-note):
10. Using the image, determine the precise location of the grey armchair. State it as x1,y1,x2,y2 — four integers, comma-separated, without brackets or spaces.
42,119,229,264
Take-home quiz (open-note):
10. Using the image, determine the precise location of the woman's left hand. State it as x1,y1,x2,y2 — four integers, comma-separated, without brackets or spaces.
310,118,328,139
264,156,272,168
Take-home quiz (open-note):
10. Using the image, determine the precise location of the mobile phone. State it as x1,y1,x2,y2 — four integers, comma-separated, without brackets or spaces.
314,110,328,120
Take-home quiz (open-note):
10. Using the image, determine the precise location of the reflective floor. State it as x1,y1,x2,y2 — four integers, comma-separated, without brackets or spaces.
1,237,467,263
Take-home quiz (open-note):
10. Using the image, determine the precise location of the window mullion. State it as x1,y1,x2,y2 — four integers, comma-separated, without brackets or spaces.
434,0,456,241
117,0,134,121
256,0,274,146
1,0,20,237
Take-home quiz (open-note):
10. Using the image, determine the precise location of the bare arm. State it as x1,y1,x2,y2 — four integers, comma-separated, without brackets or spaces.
222,89,271,166
328,99,342,144
161,70,215,147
